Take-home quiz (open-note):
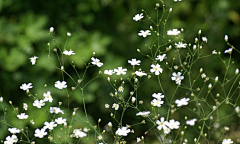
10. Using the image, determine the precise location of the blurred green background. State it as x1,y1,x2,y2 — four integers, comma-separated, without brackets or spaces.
0,0,240,143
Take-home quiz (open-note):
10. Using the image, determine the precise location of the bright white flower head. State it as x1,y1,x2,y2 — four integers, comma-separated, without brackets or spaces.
114,67,127,75
50,27,54,33
63,50,75,56
235,106,240,113
43,91,53,103
4,135,18,144
34,128,47,138
91,57,103,67
138,30,151,38
8,128,21,134
128,59,141,66
163,128,171,134
118,86,124,92
73,129,87,138
49,107,64,114
20,83,33,91
156,117,169,130
151,99,164,107
167,29,180,36
17,113,29,119
23,103,28,110
115,127,130,136
175,42,187,48
136,111,150,117
105,104,110,108
150,64,163,75
54,81,67,89
167,119,180,129
131,97,136,103
152,93,164,100
33,100,45,108
202,36,207,43
175,97,190,107
222,139,233,144
29,56,38,65
224,48,233,54
43,121,57,130
235,69,239,75
212,50,217,54
108,122,113,127
186,118,197,126
67,32,71,36
0,97,3,102
137,137,141,143
112,103,119,110
133,13,144,21
135,71,147,77
155,54,167,62
171,72,184,85
55,117,67,125
104,70,115,75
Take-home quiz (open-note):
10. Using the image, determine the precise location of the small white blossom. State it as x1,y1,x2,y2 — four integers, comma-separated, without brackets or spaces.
104,70,115,75
224,48,233,54
167,29,180,36
112,103,119,110
212,50,217,54
167,119,180,129
235,69,239,75
54,81,67,89
135,71,147,77
8,128,21,134
35,128,47,138
105,104,110,108
175,97,190,107
235,106,240,113
198,30,201,35
138,30,151,38
222,139,233,144
23,103,28,110
118,86,124,92
108,122,113,128
49,107,64,114
131,97,136,103
186,118,197,126
133,13,144,21
63,50,75,56
175,42,187,48
29,56,38,65
115,127,130,136
202,37,207,43
155,54,167,62
50,27,54,33
43,121,57,130
171,72,184,85
91,57,103,67
55,117,67,125
114,67,127,75
150,64,163,75
33,100,45,108
156,117,169,130
152,93,164,100
43,91,53,103
128,59,141,66
151,99,164,107
67,32,71,36
73,129,87,138
4,135,18,144
169,8,172,12
20,83,33,91
136,111,150,117
224,35,228,42
0,97,3,102
17,113,29,119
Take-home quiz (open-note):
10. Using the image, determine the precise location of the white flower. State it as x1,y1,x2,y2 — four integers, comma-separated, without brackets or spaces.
136,111,150,117
108,122,113,128
55,117,67,125
17,113,29,119
163,128,171,134
97,135,103,140
235,106,240,113
167,29,180,36
138,30,151,38
150,64,163,75
175,42,187,48
114,67,127,75
137,137,141,143
8,128,20,134
235,69,239,75
104,70,115,75
20,83,33,91
54,81,67,89
0,97,3,102
43,121,57,130
23,103,28,110
128,59,141,66
91,57,103,67
33,100,45,108
171,72,184,85
67,32,71,36
224,48,233,54
151,99,164,107
73,129,87,138
34,128,47,138
63,50,75,56
131,97,136,103
135,71,147,77
50,27,54,33
175,97,190,107
43,91,53,103
222,139,233,144
155,54,167,62
133,13,144,21
112,103,119,110
115,127,130,136
105,104,110,108
152,93,164,100
167,119,180,129
186,118,197,126
212,50,217,54
156,117,169,130
202,37,207,43
201,73,206,78
49,107,64,114
118,86,124,92
4,135,18,144
29,56,38,65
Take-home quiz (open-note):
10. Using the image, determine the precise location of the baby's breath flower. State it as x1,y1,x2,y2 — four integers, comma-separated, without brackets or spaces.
224,48,233,54
67,32,71,36
20,83,33,91
167,29,180,36
212,50,217,54
33,100,45,108
131,97,136,103
105,104,110,108
112,103,119,110
54,81,67,89
138,30,151,38
8,128,21,134
136,111,150,117
73,129,87,138
150,64,163,75
29,56,38,65
108,122,112,128
198,30,201,35
202,36,207,43
91,57,103,67
115,127,130,136
133,13,144,21
23,103,28,110
63,50,75,56
0,97,3,102
175,98,190,107
43,91,53,103
155,54,167,62
50,27,54,33
114,67,127,75
17,113,29,119
235,69,239,75
135,71,147,77
175,42,187,48
224,35,228,42
128,58,141,66
222,138,233,144
169,8,172,12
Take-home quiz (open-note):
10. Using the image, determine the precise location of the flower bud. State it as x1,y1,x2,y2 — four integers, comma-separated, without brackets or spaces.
215,76,218,82
224,35,228,42
236,69,239,75
150,26,153,30
132,97,136,103
0,97,3,103
67,32,71,37
72,111,75,116
208,83,212,89
50,27,54,33
200,68,203,73
169,8,172,12
198,30,201,35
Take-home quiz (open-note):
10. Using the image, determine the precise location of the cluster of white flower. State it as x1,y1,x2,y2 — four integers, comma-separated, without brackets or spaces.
151,93,164,107
115,126,131,136
156,117,180,134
